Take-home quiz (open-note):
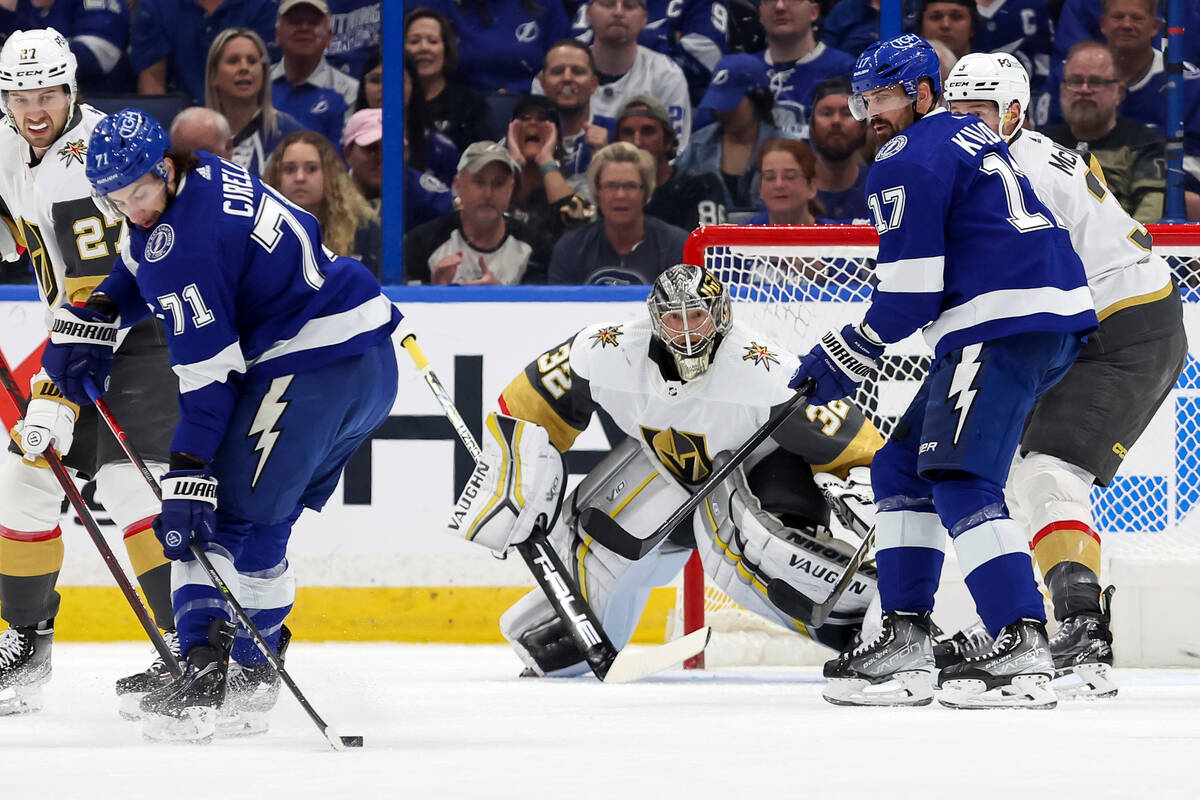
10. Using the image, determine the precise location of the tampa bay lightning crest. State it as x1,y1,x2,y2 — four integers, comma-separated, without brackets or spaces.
145,223,175,262
875,135,908,161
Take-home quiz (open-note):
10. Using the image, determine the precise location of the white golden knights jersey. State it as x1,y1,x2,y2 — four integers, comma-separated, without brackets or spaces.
1010,129,1173,321
498,317,883,489
0,104,124,312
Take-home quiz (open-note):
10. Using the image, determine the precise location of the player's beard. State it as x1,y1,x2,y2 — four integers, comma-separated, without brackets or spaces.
870,117,899,143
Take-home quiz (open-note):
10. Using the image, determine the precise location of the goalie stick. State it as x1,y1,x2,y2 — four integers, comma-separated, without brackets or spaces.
0,351,182,679
579,379,815,561
400,332,710,682
81,377,363,752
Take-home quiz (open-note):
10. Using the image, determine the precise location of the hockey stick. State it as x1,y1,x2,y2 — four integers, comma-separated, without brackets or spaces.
766,526,875,628
400,332,710,682
0,352,182,678
81,377,363,751
578,379,816,561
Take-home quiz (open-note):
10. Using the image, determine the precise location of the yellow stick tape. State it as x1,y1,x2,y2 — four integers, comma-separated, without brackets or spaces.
38,585,677,643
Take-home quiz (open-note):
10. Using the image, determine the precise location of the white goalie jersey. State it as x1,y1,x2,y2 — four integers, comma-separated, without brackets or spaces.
0,104,125,313
1009,129,1173,319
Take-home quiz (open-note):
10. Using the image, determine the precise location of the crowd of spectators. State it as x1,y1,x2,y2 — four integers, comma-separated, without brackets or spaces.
0,0,1198,288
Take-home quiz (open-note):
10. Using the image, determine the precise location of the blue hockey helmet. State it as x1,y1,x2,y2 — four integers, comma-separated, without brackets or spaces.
85,108,170,198
849,34,942,121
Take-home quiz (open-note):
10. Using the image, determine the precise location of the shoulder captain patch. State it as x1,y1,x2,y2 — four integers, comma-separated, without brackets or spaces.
742,341,780,370
589,325,624,348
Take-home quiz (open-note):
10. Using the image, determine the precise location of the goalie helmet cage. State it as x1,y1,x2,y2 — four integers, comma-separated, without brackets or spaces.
676,223,1200,669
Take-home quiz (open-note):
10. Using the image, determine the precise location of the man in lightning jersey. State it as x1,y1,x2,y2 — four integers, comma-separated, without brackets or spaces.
790,34,1097,709
944,52,1187,698
0,28,178,717
448,264,885,677
40,108,400,742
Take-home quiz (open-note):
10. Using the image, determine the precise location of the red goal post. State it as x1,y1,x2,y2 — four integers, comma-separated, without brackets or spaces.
676,223,1200,669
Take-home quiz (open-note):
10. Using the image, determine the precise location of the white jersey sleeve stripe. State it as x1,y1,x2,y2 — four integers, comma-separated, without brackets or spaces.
923,285,1094,352
173,341,247,393
248,294,395,369
875,255,945,293
952,518,1030,577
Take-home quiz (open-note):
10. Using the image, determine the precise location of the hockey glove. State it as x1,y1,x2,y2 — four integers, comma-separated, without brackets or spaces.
788,323,884,407
12,371,79,461
41,305,119,406
153,470,219,561
814,465,875,536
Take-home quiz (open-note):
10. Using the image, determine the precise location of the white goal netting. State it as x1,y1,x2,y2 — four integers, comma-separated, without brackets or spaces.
672,224,1200,668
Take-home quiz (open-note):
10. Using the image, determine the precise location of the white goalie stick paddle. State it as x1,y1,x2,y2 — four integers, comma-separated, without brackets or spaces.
400,332,710,682
579,379,816,561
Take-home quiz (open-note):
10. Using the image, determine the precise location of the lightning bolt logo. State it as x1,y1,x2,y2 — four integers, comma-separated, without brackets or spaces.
247,375,294,490
948,344,983,446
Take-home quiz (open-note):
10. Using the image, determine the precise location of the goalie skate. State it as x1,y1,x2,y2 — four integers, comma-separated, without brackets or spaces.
821,611,935,707
0,626,53,716
217,625,291,737
116,630,182,721
938,619,1057,710
1050,586,1117,700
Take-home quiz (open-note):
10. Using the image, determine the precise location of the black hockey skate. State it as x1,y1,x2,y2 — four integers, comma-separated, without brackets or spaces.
0,624,53,716
932,619,994,669
116,629,182,721
938,618,1056,709
218,625,292,737
821,611,935,707
1050,585,1117,699
141,619,235,744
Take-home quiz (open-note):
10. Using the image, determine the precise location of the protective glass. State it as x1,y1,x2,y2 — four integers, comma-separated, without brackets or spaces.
848,85,913,121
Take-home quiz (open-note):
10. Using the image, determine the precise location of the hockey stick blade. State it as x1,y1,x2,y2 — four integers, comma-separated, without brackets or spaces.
577,507,659,561
601,626,712,684
325,727,364,750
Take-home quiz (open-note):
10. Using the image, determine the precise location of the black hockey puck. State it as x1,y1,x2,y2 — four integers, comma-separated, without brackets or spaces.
341,736,364,748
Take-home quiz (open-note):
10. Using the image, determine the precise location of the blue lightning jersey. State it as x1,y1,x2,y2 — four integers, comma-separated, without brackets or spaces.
759,44,856,140
861,109,1096,359
96,153,401,462
972,0,1053,94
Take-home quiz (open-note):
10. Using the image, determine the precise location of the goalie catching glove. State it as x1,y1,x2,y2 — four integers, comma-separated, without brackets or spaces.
789,323,884,407
447,413,565,557
11,370,79,461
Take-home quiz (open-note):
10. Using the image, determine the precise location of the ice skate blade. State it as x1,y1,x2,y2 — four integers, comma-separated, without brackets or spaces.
216,709,269,738
938,673,1057,709
1053,662,1118,700
142,706,216,744
0,684,45,716
822,670,934,707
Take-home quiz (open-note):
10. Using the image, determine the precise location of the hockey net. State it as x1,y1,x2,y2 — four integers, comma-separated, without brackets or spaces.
673,224,1200,668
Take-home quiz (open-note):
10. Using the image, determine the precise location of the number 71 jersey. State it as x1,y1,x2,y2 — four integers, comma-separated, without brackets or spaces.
861,107,1097,360
0,104,125,311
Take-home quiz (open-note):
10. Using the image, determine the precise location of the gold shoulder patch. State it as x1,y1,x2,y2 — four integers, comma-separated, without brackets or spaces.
742,341,781,371
589,325,624,349
57,139,87,166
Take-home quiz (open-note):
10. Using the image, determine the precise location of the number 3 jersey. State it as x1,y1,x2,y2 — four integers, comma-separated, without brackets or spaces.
0,104,124,313
862,107,1097,359
498,316,884,489
95,152,402,462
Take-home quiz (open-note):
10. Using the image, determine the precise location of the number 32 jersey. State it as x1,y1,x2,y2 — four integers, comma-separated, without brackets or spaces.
0,104,124,312
498,317,883,489
861,107,1097,359
96,152,401,462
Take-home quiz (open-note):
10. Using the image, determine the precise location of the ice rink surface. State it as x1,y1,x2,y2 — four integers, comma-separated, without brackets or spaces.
3,643,1199,800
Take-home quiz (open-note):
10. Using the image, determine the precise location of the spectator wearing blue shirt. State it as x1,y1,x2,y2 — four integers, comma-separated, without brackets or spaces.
326,0,381,79
755,0,856,140
539,39,616,198
0,0,132,93
132,0,276,105
807,77,870,223
677,52,781,217
205,28,307,176
972,0,1053,122
819,0,919,58
270,0,358,149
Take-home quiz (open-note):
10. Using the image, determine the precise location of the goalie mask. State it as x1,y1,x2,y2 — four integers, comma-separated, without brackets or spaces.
647,264,732,381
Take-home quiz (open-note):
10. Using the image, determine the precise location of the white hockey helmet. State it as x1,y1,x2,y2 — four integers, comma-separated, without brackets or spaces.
944,52,1030,142
0,28,78,120
647,264,732,381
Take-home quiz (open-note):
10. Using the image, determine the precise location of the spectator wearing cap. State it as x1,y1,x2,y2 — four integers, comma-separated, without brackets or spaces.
418,0,570,93
807,77,870,223
676,53,781,217
404,141,553,285
754,0,856,140
270,0,360,148
538,39,616,198
547,142,688,284
0,0,132,92
205,28,306,176
404,8,493,153
132,0,276,104
404,54,461,186
325,0,383,79
744,139,833,224
345,107,384,205
504,94,597,243
534,0,692,153
616,95,727,230
169,107,234,160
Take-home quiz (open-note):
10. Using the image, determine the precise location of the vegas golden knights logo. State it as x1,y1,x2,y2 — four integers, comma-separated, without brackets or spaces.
19,219,57,306
640,425,714,485
697,271,722,298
